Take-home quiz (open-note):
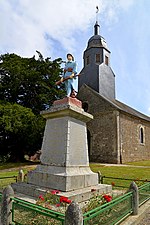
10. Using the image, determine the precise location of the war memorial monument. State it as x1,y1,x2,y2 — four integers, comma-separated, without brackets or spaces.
12,53,111,203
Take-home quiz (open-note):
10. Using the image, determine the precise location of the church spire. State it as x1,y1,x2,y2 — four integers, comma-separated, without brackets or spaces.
78,5,115,99
94,6,100,35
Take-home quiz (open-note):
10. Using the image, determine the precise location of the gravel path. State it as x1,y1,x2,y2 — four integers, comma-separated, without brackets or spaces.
137,210,150,225
0,164,38,172
94,163,150,168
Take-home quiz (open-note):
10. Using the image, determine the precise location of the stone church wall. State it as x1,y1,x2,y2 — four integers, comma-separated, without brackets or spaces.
88,111,118,163
78,86,118,163
78,85,150,164
119,113,150,163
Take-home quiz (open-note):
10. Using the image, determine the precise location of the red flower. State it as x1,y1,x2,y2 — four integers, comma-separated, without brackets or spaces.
111,182,115,186
60,196,67,203
65,199,72,204
60,196,72,204
103,194,112,202
39,195,45,201
56,203,61,207
106,197,111,202
51,190,60,194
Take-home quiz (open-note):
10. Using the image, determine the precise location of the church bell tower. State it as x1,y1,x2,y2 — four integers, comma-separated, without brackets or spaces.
79,10,116,99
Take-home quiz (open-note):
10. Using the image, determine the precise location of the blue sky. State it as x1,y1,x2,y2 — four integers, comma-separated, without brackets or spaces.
1,0,150,116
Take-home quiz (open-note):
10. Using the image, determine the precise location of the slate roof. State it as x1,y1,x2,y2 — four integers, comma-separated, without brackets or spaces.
81,84,150,122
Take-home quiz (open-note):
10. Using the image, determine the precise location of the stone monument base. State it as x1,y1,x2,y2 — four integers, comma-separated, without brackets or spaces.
12,182,112,204
12,97,112,204
27,165,98,192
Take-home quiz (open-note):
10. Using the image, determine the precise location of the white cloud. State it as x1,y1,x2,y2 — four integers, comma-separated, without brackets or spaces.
101,0,135,25
2,0,150,116
0,0,136,58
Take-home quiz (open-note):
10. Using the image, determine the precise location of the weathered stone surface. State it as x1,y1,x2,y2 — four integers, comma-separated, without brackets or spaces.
12,182,112,203
26,97,98,192
1,185,14,225
12,97,112,198
65,201,83,225
40,117,89,166
53,97,82,108
129,181,139,215
78,86,118,163
27,165,98,191
119,114,150,163
78,85,150,164
40,97,93,122
17,169,24,182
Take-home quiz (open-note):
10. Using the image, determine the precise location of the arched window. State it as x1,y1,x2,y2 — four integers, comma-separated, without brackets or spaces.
140,127,144,144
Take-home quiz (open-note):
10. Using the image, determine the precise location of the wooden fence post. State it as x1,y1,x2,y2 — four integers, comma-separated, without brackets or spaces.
65,201,83,225
1,185,14,225
129,181,139,215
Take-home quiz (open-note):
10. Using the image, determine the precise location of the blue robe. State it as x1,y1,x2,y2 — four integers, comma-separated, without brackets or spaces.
63,61,78,97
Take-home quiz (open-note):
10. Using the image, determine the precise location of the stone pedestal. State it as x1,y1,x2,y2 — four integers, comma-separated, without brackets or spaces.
12,97,112,201
28,97,98,191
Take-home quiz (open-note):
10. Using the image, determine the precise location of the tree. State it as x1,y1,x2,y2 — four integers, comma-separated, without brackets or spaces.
0,52,65,161
0,102,45,162
0,52,65,114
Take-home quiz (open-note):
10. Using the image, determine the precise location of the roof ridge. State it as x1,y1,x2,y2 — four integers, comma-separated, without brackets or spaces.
81,84,150,122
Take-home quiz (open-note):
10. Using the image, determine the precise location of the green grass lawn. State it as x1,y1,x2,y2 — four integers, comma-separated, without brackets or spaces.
0,161,150,190
90,163,150,189
0,163,37,189
0,161,38,170
126,160,150,166
0,161,149,225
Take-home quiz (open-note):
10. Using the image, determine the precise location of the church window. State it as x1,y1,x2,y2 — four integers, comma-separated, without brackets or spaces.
86,56,89,65
96,54,100,63
105,55,109,66
140,127,145,144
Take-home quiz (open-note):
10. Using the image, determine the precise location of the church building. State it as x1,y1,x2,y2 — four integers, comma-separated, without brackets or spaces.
78,20,150,164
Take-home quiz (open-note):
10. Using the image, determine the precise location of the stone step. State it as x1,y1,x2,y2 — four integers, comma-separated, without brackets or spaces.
12,182,112,203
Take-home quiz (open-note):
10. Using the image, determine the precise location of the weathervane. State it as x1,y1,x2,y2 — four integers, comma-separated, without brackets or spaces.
96,6,99,23
94,6,100,35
